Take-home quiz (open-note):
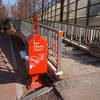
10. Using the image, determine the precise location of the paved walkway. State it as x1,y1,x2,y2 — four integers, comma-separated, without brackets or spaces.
62,42,100,78
54,42,100,100
0,33,16,100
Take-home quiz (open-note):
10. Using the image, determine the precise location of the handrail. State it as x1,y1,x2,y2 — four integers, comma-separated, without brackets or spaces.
39,24,60,33
41,21,100,31
42,21,100,50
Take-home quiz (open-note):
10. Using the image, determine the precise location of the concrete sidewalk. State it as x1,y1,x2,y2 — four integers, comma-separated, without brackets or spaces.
0,32,16,100
54,42,100,100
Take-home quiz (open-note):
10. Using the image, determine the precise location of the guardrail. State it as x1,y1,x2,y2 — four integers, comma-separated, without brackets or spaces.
41,21,100,52
10,18,63,76
39,24,62,74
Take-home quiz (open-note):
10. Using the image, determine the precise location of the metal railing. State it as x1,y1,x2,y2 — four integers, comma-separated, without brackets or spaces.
41,21,100,51
10,18,63,75
39,24,62,74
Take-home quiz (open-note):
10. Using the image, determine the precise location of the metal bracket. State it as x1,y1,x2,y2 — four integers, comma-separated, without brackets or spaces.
55,71,63,76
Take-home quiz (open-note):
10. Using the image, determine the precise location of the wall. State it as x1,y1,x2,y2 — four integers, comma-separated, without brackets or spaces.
38,0,100,28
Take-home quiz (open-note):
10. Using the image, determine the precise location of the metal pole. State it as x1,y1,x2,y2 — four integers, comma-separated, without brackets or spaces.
42,0,44,21
74,0,78,25
55,0,57,22
57,31,63,73
33,0,36,16
60,0,64,22
51,0,53,21
47,2,49,22
86,0,90,26
66,0,70,24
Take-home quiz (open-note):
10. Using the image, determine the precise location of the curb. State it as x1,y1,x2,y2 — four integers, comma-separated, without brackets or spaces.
21,87,53,100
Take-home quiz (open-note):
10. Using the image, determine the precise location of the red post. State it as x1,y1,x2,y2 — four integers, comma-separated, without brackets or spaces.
37,13,39,35
32,15,34,34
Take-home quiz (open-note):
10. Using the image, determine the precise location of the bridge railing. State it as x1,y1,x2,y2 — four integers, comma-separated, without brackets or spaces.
11,18,63,75
39,24,62,74
41,21,100,50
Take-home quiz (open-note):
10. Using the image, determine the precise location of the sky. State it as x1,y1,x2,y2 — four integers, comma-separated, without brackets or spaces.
2,0,16,5
2,0,51,6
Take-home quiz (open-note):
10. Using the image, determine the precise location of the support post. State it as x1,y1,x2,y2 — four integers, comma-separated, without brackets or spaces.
66,0,70,23
86,0,90,26
74,0,78,25
42,0,44,21
60,0,64,22
55,0,57,22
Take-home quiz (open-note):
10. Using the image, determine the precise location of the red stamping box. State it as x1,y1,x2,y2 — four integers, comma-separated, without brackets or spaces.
28,35,47,75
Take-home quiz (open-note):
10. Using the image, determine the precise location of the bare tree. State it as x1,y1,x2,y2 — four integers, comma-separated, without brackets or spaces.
10,0,49,19
0,0,8,19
